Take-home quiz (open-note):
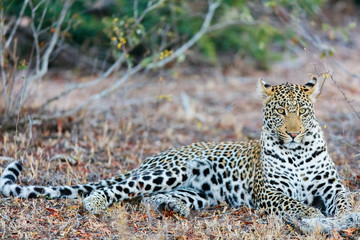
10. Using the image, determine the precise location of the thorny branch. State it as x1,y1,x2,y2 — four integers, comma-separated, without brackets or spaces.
307,48,360,120
328,73,360,119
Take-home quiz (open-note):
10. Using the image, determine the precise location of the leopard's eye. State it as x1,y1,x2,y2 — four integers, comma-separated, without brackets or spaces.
276,108,285,115
299,108,307,115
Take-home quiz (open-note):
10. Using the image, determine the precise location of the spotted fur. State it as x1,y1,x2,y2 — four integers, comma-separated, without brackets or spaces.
0,78,356,230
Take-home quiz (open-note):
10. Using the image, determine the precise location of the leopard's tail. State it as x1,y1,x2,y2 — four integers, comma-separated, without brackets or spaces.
0,161,24,196
0,161,122,199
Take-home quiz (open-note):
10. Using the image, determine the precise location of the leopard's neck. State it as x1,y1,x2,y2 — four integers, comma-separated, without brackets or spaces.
259,122,330,168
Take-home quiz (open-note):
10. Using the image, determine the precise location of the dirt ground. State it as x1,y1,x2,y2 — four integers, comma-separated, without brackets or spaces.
1,32,360,239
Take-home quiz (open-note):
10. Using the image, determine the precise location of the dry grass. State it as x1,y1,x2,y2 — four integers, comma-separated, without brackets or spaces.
1,45,360,239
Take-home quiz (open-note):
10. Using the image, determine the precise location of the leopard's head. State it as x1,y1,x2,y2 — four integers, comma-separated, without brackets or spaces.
258,78,320,148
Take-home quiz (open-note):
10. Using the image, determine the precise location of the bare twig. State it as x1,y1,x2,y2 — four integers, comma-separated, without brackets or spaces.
146,0,221,70
27,0,73,83
42,63,143,120
4,0,30,49
14,0,74,115
327,132,360,154
331,59,360,81
135,0,166,26
22,116,33,159
328,73,360,119
315,75,326,99
0,11,9,110
3,16,15,35
30,1,42,73
6,39,19,114
206,19,259,33
0,0,75,124
3,0,224,121
159,24,172,51
29,0,50,73
133,0,139,22
38,53,127,111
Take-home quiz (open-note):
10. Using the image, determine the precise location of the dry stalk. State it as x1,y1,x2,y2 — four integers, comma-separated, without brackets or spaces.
21,116,33,160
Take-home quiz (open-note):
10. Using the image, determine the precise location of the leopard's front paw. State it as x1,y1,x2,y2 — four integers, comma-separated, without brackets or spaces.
307,207,324,218
166,199,190,217
142,195,190,217
83,191,109,214
285,207,324,223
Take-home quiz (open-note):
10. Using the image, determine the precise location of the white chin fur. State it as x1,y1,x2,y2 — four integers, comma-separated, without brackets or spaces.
284,142,300,149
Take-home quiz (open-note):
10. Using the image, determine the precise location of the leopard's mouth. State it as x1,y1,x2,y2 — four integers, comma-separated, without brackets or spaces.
277,132,303,148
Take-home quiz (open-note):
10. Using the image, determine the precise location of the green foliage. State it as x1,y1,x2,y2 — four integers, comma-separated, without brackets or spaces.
3,0,326,69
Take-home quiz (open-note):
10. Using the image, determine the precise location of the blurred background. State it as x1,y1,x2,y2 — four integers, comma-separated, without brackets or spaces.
1,0,360,121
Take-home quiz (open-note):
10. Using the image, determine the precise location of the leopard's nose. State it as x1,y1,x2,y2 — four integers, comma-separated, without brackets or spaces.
287,132,300,139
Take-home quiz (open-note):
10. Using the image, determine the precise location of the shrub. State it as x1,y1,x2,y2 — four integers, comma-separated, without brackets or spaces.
2,0,325,69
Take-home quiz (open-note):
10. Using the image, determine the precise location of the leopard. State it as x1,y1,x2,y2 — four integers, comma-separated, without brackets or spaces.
1,78,358,232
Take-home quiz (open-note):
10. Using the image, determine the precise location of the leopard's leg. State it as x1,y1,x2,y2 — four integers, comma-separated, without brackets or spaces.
325,186,351,217
253,161,323,219
256,188,324,219
258,188,359,233
311,185,352,217
296,187,358,233
254,188,360,234
253,188,360,233
302,172,352,217
83,169,187,213
141,188,213,217
0,161,133,199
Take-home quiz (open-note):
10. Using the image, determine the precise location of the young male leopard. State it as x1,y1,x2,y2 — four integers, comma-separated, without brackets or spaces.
1,78,358,231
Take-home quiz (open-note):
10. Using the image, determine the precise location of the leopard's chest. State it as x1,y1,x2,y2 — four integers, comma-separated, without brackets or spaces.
262,144,328,203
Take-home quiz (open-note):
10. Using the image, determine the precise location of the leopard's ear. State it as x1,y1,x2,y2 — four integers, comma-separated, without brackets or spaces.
257,79,273,104
304,77,320,103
